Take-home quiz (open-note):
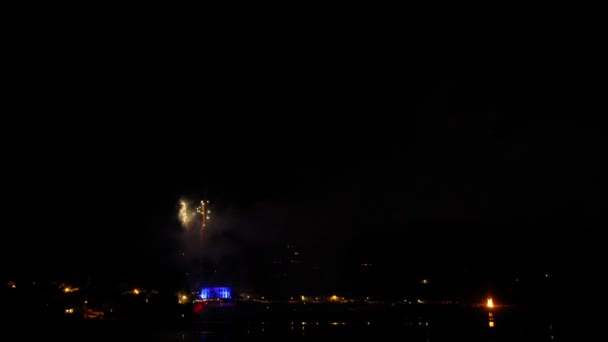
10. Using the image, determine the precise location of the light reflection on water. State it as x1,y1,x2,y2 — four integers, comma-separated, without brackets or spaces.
34,309,556,342
123,315,556,342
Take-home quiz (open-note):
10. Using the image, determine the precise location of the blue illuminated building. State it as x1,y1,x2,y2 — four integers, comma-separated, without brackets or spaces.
200,287,231,299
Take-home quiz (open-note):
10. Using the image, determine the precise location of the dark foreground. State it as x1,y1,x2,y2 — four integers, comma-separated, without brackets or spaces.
7,305,558,341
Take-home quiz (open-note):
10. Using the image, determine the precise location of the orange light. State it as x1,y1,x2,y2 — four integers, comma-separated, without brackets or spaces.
133,289,140,295
489,321,495,327
487,298,494,308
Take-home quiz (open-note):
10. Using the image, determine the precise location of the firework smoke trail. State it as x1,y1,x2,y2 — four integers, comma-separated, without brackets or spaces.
177,198,212,286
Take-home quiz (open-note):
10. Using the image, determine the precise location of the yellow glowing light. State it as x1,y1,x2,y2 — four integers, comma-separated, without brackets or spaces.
301,295,306,301
489,321,495,327
330,295,339,301
11,284,16,289
133,289,140,295
65,308,74,314
487,298,494,308
178,200,192,227
421,279,429,284
182,295,188,300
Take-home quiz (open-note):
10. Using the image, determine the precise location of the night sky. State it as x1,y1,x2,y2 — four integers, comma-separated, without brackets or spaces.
2,4,604,285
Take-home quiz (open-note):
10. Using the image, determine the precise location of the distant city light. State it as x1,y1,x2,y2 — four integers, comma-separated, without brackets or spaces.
487,298,494,308
133,289,140,295
200,287,231,299
200,288,209,299
177,294,189,304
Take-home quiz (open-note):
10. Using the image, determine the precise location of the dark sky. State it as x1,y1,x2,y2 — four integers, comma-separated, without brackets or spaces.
2,5,604,279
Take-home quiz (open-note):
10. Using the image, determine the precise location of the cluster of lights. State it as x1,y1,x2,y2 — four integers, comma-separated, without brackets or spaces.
179,199,211,229
200,287,231,299
178,200,191,226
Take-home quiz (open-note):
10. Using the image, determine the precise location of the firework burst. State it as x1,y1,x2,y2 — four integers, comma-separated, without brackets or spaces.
178,200,192,228
178,198,211,230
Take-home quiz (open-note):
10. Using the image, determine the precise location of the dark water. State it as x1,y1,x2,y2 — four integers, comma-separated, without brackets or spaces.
16,306,557,341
